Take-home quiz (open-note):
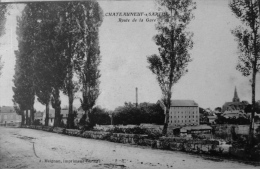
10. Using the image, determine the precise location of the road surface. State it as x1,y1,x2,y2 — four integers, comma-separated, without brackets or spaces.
0,127,259,169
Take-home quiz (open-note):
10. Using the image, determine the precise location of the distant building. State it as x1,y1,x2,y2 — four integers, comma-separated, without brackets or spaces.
34,111,44,124
169,100,200,127
207,115,217,124
0,106,21,126
222,87,249,113
222,110,247,119
158,100,200,127
42,106,82,126
180,125,212,136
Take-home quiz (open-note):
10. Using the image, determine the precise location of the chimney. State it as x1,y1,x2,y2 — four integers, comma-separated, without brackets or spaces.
136,87,138,107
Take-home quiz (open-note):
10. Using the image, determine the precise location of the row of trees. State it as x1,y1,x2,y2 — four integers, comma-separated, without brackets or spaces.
12,1,103,128
75,102,164,128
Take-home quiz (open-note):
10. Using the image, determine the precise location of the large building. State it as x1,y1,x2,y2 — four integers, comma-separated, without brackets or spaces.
222,87,249,114
168,100,200,127
0,106,21,126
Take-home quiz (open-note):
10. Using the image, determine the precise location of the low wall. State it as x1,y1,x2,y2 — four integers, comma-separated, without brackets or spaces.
157,137,230,154
21,125,231,156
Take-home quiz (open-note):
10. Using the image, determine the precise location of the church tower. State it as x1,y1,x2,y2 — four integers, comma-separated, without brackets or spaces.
232,87,240,102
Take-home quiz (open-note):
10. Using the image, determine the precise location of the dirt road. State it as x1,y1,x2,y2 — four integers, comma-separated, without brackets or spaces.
0,127,258,169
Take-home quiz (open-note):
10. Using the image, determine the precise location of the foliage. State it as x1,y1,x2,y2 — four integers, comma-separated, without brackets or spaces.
13,9,36,125
214,107,222,112
89,106,110,126
147,0,196,134
0,4,7,37
77,1,103,115
14,1,104,128
230,0,260,76
113,102,165,125
0,4,8,77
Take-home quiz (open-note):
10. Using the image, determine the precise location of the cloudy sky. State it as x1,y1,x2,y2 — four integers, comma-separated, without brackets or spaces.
0,0,259,111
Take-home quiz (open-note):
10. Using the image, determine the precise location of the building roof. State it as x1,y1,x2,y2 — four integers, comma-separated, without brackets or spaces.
171,100,198,107
181,125,212,131
0,106,15,113
222,110,246,118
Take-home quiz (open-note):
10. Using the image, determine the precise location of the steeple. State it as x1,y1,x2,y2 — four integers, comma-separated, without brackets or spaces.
232,86,240,102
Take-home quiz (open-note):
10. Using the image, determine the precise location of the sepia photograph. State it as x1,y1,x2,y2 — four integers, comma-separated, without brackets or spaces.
0,0,260,168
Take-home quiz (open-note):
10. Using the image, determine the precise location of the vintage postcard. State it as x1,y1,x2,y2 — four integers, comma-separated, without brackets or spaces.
0,0,260,169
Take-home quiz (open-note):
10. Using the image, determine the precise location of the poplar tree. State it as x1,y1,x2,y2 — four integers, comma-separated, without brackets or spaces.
76,1,103,123
13,5,36,125
147,0,196,134
229,0,260,146
58,1,103,128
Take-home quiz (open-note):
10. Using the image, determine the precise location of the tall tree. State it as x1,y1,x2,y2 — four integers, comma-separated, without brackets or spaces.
147,0,196,134
56,1,103,128
31,2,68,127
229,0,260,146
13,5,36,125
0,4,7,77
77,1,103,123
56,2,83,128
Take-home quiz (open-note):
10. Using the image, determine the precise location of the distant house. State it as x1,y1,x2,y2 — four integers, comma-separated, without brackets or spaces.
43,108,69,126
180,125,212,135
34,111,44,124
222,110,247,119
42,106,82,126
207,115,217,124
0,106,21,126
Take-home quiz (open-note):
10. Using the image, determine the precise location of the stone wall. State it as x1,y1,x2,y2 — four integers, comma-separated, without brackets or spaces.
214,124,260,137
21,125,230,156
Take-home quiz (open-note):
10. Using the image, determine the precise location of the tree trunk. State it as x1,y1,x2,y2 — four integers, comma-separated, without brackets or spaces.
68,86,74,128
249,62,257,146
162,107,169,135
54,107,61,127
67,35,74,129
53,88,61,127
21,111,25,126
30,107,34,125
26,109,28,125
45,103,49,126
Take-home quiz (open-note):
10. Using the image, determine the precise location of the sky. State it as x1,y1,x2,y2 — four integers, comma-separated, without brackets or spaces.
0,0,259,111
